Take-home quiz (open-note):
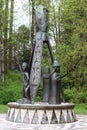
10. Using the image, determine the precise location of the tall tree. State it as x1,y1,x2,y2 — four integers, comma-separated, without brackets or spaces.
14,25,31,65
49,0,61,47
0,0,4,44
0,0,5,81
56,0,87,90
3,0,9,73
8,0,14,69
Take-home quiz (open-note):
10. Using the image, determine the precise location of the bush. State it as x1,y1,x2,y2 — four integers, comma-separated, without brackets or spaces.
64,87,87,103
64,87,78,103
77,92,87,103
0,71,22,104
0,88,22,104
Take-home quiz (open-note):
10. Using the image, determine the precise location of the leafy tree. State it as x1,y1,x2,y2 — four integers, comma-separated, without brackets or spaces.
14,25,31,69
0,0,4,44
8,0,14,69
0,0,14,72
56,0,87,91
3,0,9,73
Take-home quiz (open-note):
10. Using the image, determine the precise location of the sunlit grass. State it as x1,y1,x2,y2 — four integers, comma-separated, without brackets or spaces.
0,105,8,113
75,103,87,114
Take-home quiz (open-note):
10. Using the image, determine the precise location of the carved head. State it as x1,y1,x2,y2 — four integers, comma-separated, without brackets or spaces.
53,58,60,73
22,62,28,72
44,66,50,74
36,5,48,16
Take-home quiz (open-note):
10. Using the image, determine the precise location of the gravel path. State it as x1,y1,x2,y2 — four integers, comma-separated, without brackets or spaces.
0,114,87,130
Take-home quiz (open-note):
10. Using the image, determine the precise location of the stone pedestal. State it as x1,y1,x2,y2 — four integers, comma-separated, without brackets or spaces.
6,102,77,124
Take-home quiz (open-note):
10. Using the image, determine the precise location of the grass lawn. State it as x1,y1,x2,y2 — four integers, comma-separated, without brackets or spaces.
0,105,8,113
0,103,87,114
75,103,87,114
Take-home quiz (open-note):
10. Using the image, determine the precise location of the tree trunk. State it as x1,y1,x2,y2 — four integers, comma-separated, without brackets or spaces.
58,7,61,44
8,0,14,70
3,0,9,73
0,0,5,81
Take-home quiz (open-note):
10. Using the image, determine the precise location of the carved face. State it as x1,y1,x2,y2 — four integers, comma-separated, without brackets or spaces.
44,66,50,74
22,62,28,71
36,5,48,16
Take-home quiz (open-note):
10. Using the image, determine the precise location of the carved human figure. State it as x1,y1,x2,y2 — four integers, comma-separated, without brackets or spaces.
22,62,30,100
42,66,51,102
49,58,61,104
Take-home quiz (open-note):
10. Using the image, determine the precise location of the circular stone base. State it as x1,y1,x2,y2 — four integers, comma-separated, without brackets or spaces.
6,102,77,124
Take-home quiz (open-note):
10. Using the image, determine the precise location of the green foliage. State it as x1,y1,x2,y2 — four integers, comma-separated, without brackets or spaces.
42,43,52,73
77,92,87,103
60,0,87,44
17,25,29,45
13,25,31,66
0,71,22,104
64,88,87,103
0,0,4,44
54,0,87,94
64,88,77,103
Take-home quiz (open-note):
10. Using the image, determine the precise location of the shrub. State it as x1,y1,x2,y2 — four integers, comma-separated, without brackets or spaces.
0,88,22,104
77,92,87,103
64,87,78,103
64,87,87,103
0,71,22,104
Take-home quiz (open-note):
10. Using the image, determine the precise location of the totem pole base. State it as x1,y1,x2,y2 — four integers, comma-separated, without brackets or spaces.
6,102,77,124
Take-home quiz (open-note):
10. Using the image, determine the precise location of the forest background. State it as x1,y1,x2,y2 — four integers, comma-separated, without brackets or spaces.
0,0,87,105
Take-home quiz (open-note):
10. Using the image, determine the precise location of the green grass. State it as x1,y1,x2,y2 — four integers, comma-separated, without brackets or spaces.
0,104,87,114
0,105,8,113
75,103,87,114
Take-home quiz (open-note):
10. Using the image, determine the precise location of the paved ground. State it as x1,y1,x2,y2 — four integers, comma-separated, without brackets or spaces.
0,114,87,130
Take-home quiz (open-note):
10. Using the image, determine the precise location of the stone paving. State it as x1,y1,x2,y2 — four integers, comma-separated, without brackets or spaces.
0,114,87,130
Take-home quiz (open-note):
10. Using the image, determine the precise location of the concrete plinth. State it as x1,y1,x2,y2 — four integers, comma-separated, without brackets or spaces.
6,102,77,124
